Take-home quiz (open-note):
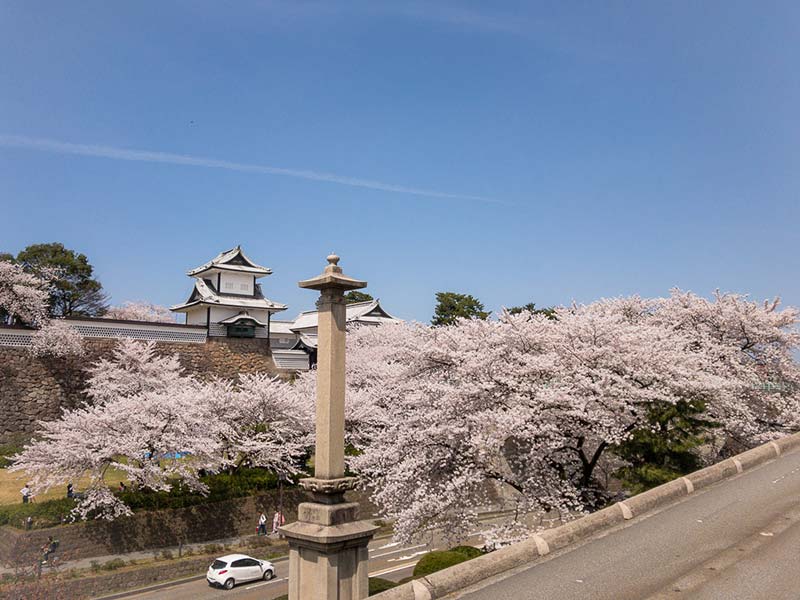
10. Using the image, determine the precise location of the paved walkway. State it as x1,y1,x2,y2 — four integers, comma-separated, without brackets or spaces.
0,532,285,576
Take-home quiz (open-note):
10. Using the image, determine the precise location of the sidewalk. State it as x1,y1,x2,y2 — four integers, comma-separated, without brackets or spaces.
0,506,514,577
0,531,284,576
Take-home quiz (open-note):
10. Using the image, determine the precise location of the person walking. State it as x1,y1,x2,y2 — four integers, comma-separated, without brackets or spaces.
41,536,58,564
258,512,267,536
66,483,74,499
272,510,285,535
20,483,31,504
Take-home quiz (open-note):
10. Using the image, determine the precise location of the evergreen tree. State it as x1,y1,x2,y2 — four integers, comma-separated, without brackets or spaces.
15,242,108,317
344,291,374,304
507,302,557,320
431,292,489,326
612,399,718,494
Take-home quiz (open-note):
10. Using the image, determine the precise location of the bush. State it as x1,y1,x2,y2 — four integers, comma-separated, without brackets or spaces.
0,468,294,530
0,497,75,529
246,536,272,549
160,550,174,560
413,547,481,578
203,544,224,555
100,558,126,571
369,577,398,595
450,545,482,559
117,468,285,512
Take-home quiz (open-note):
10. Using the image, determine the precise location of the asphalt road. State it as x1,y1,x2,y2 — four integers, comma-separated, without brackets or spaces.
118,536,438,600
460,447,800,600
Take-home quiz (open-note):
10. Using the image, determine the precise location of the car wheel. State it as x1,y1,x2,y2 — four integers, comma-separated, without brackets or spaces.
263,569,274,581
224,578,235,590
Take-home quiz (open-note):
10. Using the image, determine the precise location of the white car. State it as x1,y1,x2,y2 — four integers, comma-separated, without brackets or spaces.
207,553,275,590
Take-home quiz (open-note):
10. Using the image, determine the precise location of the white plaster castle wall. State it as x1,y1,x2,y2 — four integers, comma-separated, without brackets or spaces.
219,271,254,295
186,310,207,325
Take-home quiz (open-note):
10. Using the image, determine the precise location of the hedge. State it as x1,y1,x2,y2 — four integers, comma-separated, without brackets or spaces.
0,468,294,529
412,545,482,578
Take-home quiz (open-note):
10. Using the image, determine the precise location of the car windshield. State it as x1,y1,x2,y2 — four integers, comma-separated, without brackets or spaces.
211,560,227,570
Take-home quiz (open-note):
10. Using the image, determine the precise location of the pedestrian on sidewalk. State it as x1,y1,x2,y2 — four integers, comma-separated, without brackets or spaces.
20,483,31,504
66,482,74,499
272,510,285,535
258,512,267,536
41,536,58,564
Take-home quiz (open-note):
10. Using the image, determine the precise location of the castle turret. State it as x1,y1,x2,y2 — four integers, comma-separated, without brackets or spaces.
170,246,287,338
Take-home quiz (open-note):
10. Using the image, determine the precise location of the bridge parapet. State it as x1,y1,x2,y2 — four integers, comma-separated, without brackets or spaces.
373,431,800,600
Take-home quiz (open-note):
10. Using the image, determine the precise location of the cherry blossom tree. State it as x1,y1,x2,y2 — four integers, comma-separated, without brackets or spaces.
13,382,223,519
85,339,185,404
0,259,50,326
319,291,799,544
12,340,313,519
656,289,800,445
206,373,313,475
1,258,85,357
28,319,85,358
104,301,176,323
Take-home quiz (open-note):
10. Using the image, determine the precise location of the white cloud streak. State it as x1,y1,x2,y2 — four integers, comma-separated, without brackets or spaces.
0,134,497,203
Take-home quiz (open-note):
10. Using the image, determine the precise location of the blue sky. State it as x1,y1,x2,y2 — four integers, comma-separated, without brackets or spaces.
1,1,798,322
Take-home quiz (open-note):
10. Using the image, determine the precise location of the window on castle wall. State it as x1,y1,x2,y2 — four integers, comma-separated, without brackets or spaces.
240,283,248,291
225,282,233,290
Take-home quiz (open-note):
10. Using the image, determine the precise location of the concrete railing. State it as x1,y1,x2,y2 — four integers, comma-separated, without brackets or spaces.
373,431,800,600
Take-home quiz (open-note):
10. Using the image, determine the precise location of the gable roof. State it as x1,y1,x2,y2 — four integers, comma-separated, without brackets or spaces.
290,299,400,331
187,246,272,277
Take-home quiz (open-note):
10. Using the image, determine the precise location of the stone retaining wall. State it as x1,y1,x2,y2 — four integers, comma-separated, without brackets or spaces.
0,337,282,444
1,553,221,600
0,488,316,567
0,489,375,568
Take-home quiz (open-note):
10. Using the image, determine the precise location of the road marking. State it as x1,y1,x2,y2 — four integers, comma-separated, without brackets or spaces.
371,544,428,559
374,542,401,550
371,563,420,577
388,549,431,562
771,467,800,484
760,532,774,537
244,577,286,589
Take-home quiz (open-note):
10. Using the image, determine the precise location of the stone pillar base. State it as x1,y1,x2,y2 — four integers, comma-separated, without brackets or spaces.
281,502,379,600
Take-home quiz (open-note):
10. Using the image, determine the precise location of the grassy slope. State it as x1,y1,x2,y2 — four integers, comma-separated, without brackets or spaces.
0,468,128,505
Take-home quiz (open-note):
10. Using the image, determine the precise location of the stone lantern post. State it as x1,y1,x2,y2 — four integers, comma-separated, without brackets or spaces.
280,254,378,600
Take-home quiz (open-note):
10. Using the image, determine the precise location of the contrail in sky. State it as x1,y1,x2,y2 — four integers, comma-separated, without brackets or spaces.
0,134,497,203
